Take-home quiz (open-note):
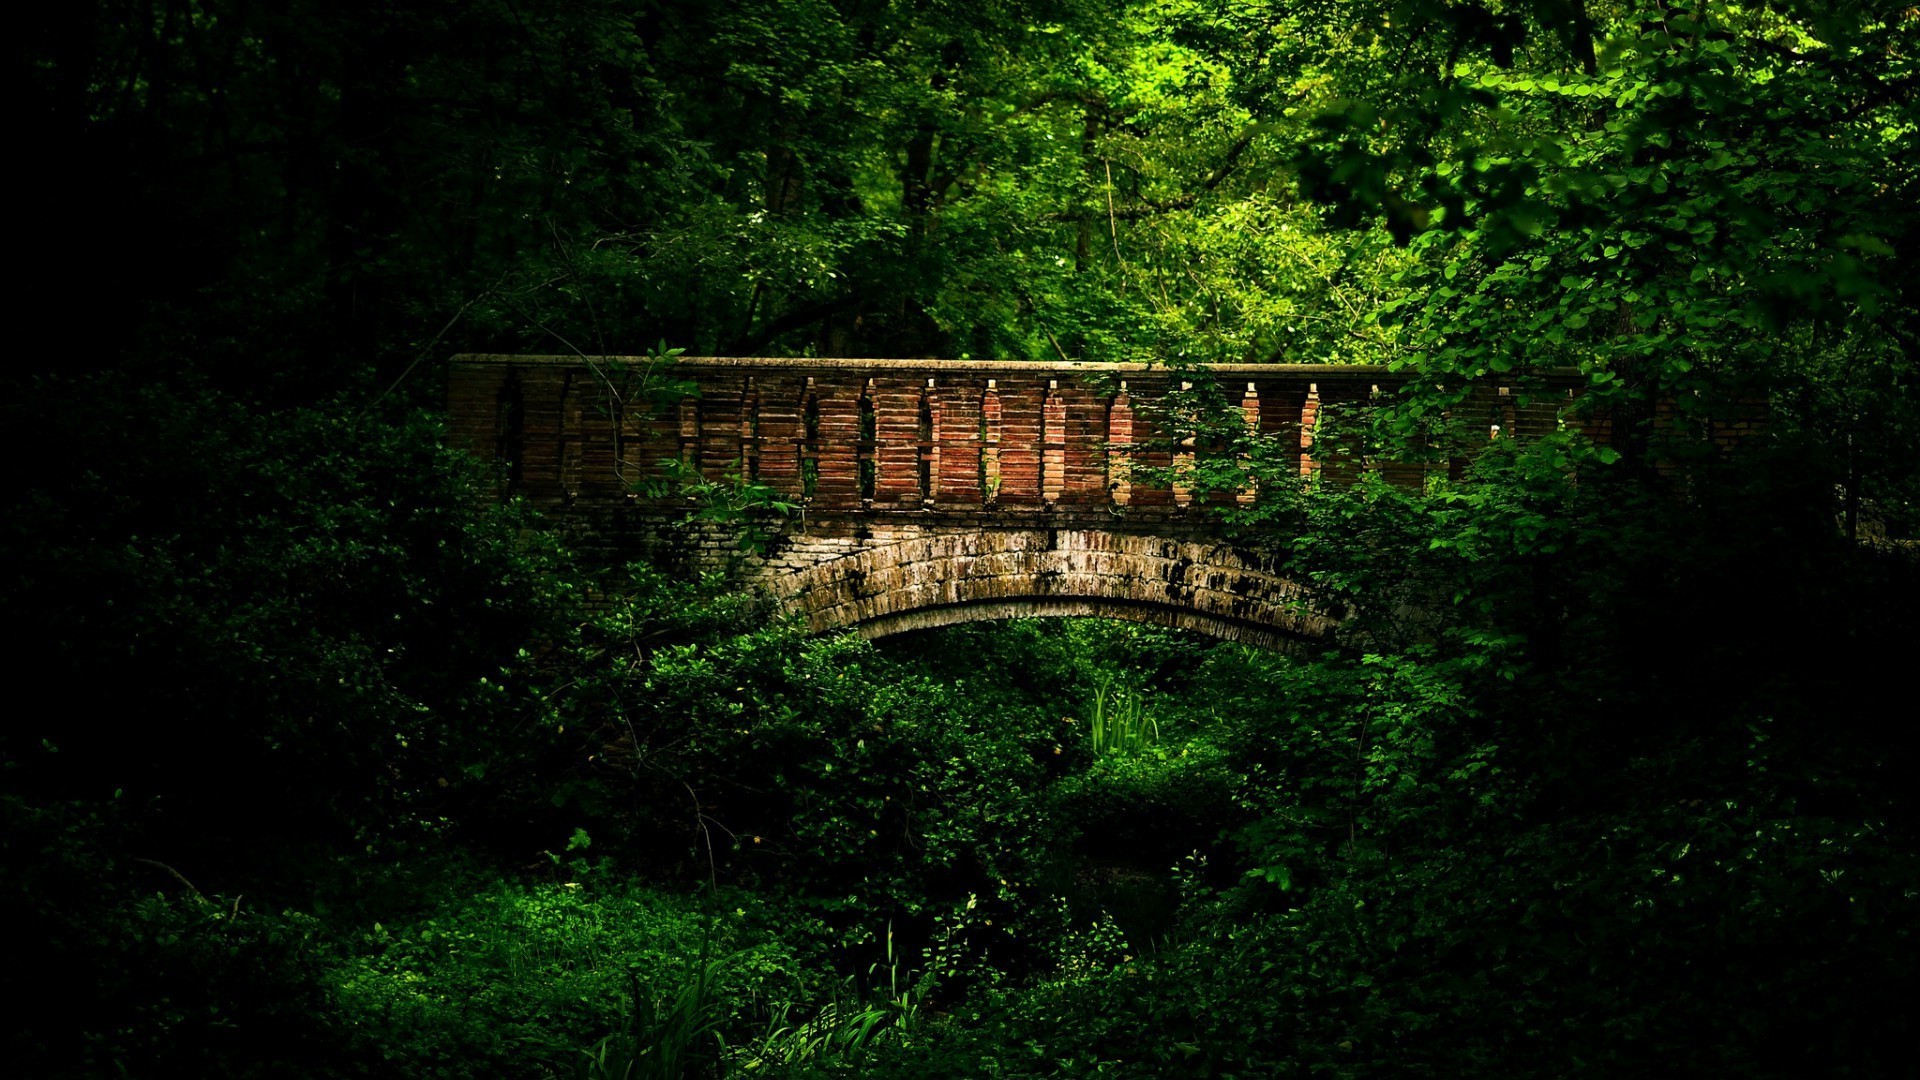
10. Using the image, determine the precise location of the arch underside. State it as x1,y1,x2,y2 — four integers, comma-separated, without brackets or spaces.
771,529,1332,652
852,596,1313,650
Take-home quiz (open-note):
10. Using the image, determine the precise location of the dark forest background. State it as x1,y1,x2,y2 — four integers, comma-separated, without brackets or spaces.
5,1,1918,1076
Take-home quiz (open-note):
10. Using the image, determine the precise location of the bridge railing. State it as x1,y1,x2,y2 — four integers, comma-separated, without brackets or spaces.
448,355,1618,513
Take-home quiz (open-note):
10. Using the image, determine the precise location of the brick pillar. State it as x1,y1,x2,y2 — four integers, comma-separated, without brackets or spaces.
1238,381,1260,505
1042,379,1066,504
1173,380,1195,508
813,378,861,507
1060,380,1105,504
997,377,1042,505
556,370,583,498
938,381,981,505
874,376,923,505
1300,382,1320,478
677,395,700,471
1127,380,1173,508
723,374,792,495
616,392,645,494
980,380,1002,505
697,378,743,479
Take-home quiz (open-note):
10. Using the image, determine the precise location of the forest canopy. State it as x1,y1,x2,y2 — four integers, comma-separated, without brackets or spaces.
5,1,1917,1076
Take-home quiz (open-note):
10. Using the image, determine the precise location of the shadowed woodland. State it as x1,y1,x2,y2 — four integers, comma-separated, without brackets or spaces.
5,1,1919,1076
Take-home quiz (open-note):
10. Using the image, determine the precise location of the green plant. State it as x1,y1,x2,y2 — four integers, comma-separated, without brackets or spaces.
577,953,732,1080
641,458,800,556
1051,903,1135,980
331,880,802,1078
1087,679,1159,757
737,924,924,1070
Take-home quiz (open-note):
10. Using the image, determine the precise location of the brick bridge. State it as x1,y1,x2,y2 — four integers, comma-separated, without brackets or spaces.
449,355,1591,649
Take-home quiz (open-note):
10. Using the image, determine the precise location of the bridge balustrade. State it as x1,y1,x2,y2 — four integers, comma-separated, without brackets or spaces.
449,355,1586,516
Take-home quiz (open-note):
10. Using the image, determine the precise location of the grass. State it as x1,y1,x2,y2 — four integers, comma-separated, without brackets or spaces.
1087,678,1158,757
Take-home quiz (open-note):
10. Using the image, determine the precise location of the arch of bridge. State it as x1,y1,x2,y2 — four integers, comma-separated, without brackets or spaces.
761,527,1332,650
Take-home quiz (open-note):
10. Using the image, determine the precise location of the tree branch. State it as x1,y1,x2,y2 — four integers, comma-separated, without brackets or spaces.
726,294,861,356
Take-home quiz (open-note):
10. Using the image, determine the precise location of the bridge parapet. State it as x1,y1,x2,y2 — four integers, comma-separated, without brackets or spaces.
448,355,1587,516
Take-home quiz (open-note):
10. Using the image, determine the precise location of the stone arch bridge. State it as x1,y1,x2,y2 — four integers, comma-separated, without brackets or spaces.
449,355,1603,649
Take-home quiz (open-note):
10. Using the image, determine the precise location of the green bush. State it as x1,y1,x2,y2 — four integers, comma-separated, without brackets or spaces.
331,879,810,1078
